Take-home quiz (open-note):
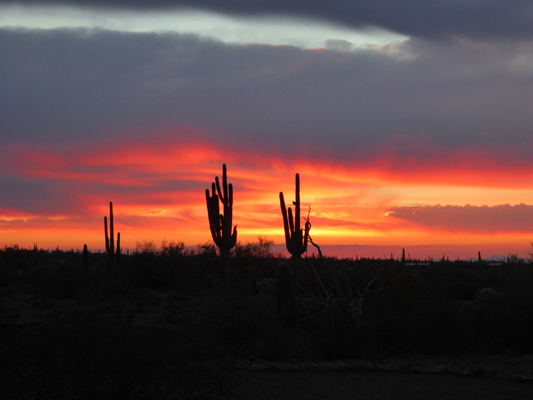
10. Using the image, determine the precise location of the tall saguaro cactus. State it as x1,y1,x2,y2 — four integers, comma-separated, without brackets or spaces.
280,173,310,260
206,164,237,272
104,201,121,269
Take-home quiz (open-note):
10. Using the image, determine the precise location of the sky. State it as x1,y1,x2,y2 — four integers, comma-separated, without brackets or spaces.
1,1,533,259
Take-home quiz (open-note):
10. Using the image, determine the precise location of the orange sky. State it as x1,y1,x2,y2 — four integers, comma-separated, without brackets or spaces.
1,131,532,259
2,5,533,261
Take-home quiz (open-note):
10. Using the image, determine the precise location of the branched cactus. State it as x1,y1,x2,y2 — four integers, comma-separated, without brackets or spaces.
206,164,237,273
104,202,121,269
276,262,295,324
280,173,310,259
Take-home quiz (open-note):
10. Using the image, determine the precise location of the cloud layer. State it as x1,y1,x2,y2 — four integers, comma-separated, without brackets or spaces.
1,5,533,256
2,1,533,40
388,204,533,234
0,138,531,253
2,29,533,166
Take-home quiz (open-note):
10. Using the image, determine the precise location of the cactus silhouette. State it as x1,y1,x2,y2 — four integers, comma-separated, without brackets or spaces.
276,262,295,324
104,202,121,269
280,173,310,259
206,164,237,274
82,244,88,272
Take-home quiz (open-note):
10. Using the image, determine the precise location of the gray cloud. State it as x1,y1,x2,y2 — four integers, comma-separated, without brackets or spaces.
0,176,77,214
2,28,533,167
325,39,354,52
1,1,533,40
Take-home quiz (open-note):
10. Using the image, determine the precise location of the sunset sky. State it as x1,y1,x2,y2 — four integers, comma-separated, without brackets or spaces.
1,1,533,259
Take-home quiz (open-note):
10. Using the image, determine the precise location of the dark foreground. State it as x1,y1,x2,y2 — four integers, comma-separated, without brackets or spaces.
3,247,533,398
239,370,533,400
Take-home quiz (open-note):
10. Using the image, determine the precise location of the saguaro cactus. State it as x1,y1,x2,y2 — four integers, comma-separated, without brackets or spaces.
82,244,88,272
104,202,121,269
279,173,310,260
206,164,237,273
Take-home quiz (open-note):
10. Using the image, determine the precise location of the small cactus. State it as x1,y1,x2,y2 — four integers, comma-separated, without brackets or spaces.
276,262,295,324
104,202,121,269
82,244,88,272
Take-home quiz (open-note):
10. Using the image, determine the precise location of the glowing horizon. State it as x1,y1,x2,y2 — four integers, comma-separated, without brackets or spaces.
1,132,532,259
2,7,533,260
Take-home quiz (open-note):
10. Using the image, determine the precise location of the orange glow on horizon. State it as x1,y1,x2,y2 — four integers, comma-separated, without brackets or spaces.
1,132,533,258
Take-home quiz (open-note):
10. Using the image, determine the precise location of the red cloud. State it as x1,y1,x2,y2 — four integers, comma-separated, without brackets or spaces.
1,128,533,250
387,203,533,233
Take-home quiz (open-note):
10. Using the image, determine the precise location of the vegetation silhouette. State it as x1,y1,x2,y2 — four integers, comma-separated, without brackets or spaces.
104,201,121,270
278,172,311,292
279,173,310,261
3,169,533,397
206,164,237,278
2,241,533,396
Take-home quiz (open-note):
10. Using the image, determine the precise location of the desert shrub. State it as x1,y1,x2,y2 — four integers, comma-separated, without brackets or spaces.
232,236,274,259
161,239,186,257
197,241,218,257
135,240,157,253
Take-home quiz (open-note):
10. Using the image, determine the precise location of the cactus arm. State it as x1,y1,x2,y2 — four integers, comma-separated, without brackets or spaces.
205,188,211,219
224,189,233,240
215,176,223,205
109,202,114,255
211,184,222,240
222,164,228,205
226,183,233,238
295,173,300,234
302,221,310,253
104,216,109,253
116,232,121,255
215,164,229,206
280,192,292,246
288,207,294,236
206,189,221,247
205,189,213,236
230,226,238,248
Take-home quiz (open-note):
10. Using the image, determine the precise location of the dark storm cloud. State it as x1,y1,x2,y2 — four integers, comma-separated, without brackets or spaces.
4,30,533,159
2,0,533,40
2,28,533,164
